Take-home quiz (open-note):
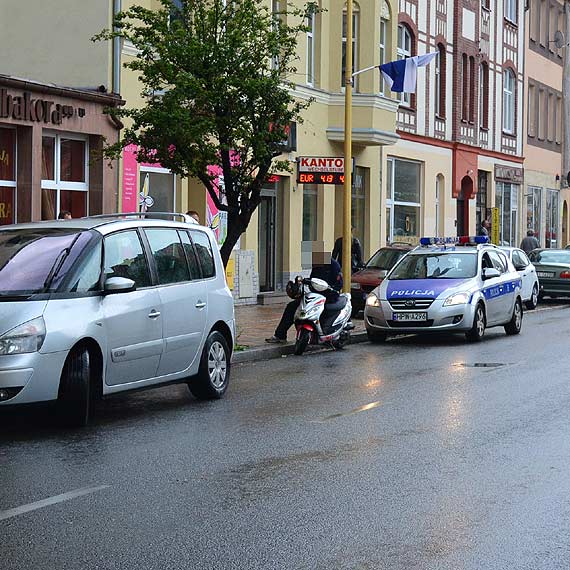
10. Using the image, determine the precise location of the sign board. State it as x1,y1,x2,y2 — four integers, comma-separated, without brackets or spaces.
491,207,500,245
297,156,349,185
0,89,85,124
494,165,524,184
225,258,235,290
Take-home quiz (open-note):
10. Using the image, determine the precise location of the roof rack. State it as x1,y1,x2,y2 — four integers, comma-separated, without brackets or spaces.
82,212,197,224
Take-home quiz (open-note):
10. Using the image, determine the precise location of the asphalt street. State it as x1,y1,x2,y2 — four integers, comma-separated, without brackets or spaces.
2,301,570,569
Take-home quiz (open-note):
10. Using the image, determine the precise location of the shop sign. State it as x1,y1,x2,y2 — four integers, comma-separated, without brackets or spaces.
494,165,523,184
491,207,500,245
297,156,351,185
0,89,85,125
0,188,13,225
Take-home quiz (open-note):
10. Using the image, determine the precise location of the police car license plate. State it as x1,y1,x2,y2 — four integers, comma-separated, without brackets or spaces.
537,271,555,278
392,312,427,321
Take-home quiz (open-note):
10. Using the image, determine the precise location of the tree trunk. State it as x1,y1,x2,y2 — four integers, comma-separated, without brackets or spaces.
219,211,247,268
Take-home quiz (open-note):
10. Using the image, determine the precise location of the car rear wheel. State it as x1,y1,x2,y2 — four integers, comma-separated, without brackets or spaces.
525,284,538,310
189,331,230,400
466,304,485,342
56,347,91,427
505,299,523,335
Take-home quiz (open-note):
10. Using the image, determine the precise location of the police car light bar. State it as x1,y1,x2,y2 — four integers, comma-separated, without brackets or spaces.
419,236,489,246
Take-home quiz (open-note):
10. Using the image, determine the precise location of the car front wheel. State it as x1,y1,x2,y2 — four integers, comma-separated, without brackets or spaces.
56,347,91,427
466,304,485,342
505,299,523,335
189,331,231,400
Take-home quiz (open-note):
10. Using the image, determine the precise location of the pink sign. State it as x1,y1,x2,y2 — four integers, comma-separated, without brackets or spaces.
122,144,139,213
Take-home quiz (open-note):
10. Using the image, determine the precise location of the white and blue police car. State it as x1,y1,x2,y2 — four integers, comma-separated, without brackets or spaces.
364,236,523,343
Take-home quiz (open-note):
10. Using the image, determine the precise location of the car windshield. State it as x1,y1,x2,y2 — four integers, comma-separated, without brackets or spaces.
0,228,93,296
366,248,407,270
389,252,477,280
530,250,570,264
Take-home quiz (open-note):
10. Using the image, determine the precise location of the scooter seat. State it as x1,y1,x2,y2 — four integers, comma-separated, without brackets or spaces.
323,296,347,313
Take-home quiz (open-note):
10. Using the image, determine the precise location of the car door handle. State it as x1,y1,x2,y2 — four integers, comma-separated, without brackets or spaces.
195,301,206,309
148,310,161,319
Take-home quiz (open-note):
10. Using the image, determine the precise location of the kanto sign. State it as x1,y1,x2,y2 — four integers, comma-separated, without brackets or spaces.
298,157,345,173
0,89,85,125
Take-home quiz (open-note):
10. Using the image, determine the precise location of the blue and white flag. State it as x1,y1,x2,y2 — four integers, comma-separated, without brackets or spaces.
380,52,437,93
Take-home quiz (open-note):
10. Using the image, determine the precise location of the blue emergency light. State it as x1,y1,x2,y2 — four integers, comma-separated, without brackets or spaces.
420,236,489,246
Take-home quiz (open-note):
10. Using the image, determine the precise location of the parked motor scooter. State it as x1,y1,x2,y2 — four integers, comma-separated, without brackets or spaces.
292,277,353,356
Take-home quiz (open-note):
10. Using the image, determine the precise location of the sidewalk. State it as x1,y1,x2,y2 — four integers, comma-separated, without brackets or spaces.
233,301,367,363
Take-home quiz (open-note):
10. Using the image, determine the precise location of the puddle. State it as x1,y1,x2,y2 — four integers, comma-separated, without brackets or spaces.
454,362,506,368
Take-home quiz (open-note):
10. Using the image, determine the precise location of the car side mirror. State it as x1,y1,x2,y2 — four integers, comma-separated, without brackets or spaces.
514,264,526,271
104,276,135,294
482,268,500,280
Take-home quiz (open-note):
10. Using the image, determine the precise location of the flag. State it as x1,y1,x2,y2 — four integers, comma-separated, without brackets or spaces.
380,52,437,93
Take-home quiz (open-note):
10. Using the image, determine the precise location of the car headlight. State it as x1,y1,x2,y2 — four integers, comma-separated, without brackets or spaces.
366,293,381,307
351,282,362,290
443,292,471,307
0,317,46,355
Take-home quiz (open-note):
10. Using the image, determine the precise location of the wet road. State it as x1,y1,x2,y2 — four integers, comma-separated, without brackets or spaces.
3,302,570,569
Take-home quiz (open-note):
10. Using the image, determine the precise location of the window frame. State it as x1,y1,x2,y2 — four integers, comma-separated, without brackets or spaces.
189,228,217,279
306,11,315,86
397,24,412,106
435,44,446,118
502,69,516,135
144,227,192,286
504,0,518,24
342,8,359,91
379,17,387,95
479,63,489,129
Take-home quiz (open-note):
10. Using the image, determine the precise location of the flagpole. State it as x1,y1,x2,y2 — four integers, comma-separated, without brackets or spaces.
342,0,353,293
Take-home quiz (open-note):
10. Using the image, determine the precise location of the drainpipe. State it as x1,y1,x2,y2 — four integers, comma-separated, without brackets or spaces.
563,3,570,184
113,0,122,213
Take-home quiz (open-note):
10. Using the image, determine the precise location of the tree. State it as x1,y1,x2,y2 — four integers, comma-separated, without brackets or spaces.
95,0,318,266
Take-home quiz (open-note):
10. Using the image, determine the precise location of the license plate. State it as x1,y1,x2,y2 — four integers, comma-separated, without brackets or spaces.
392,312,427,321
537,271,555,278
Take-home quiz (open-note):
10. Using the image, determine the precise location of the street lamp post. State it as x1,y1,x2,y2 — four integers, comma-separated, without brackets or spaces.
342,0,353,293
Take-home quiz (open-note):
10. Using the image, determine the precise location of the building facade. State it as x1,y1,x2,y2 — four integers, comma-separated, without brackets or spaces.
524,0,568,248
386,0,526,248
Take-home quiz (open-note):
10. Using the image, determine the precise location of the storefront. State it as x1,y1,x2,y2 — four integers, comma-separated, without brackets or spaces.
0,76,122,222
494,165,523,247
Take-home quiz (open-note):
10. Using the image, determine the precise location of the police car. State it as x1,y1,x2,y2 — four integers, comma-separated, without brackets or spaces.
364,236,523,343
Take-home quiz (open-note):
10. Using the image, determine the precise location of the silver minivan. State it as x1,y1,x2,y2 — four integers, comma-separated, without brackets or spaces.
0,214,235,426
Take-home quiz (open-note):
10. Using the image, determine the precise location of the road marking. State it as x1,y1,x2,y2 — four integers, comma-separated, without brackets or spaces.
0,485,109,522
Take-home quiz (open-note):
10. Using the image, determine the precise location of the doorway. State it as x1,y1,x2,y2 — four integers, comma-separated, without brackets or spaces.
258,191,276,292
456,176,473,236
562,200,568,247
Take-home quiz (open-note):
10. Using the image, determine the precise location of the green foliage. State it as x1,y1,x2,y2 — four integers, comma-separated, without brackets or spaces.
94,0,320,265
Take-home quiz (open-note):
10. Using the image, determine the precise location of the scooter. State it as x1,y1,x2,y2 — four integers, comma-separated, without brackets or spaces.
293,277,353,356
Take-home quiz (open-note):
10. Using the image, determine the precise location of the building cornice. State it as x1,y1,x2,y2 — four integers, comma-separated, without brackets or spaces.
327,127,400,146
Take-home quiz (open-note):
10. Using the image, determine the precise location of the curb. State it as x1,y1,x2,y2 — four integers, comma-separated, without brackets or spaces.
233,330,369,364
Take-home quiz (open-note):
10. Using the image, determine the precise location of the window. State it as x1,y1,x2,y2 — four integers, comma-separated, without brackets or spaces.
505,0,517,23
145,229,190,285
352,167,366,244
179,231,201,280
479,63,489,128
477,171,489,231
513,249,529,269
103,231,151,288
462,54,468,120
0,128,16,225
379,17,387,94
548,92,555,142
527,83,536,137
502,69,515,134
342,7,359,89
190,230,215,278
302,184,318,241
539,0,548,46
306,11,315,85
66,242,103,293
469,56,475,122
397,25,412,105
435,44,446,117
41,134,88,220
556,95,562,144
271,0,282,70
496,182,519,246
526,187,541,241
386,158,421,243
489,250,508,273
529,0,538,41
537,88,546,140
545,189,559,248
139,169,175,213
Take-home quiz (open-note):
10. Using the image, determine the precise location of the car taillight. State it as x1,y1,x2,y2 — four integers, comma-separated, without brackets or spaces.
560,271,570,279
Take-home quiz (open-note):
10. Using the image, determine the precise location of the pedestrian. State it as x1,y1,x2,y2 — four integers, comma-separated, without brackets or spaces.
332,226,363,273
478,219,491,237
58,210,72,220
265,250,343,343
186,210,200,224
520,229,540,254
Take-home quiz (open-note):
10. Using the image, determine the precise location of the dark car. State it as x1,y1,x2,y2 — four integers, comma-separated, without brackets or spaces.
350,243,412,315
528,248,570,299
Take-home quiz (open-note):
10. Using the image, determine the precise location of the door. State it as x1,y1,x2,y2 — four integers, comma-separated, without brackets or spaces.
488,250,514,322
513,249,534,300
457,177,472,237
259,193,276,292
102,230,163,386
144,228,207,377
481,251,505,325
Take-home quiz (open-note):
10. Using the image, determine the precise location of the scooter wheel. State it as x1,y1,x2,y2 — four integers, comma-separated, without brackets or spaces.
294,329,311,356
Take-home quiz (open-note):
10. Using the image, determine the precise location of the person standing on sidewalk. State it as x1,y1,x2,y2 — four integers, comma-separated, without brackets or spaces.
265,250,343,343
520,229,540,253
332,226,363,273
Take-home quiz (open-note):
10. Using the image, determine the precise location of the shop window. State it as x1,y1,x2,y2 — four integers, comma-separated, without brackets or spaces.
139,169,175,213
0,128,16,225
352,167,366,245
41,133,88,220
546,189,559,248
302,184,318,241
476,171,489,231
386,158,421,243
526,187,541,243
496,182,519,246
